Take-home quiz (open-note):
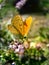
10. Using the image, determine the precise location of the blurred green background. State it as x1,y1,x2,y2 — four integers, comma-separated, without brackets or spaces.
0,0,49,65
0,0,49,19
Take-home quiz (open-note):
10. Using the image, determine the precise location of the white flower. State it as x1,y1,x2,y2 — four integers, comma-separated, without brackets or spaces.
30,42,36,48
47,44,49,47
9,45,13,48
12,62,15,65
0,55,3,58
6,53,9,56
14,48,19,53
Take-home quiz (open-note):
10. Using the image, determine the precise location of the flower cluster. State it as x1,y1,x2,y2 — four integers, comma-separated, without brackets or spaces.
1,39,49,65
15,0,27,9
9,41,25,58
8,39,47,60
1,35,49,65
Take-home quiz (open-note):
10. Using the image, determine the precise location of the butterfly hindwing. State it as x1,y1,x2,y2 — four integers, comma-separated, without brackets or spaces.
8,24,19,34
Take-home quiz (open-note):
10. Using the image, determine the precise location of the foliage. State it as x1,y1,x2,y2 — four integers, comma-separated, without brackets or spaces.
0,0,49,19
0,0,18,19
0,0,3,3
39,27,49,42
0,44,46,65
41,59,49,65
40,0,49,8
39,0,49,15
0,22,15,49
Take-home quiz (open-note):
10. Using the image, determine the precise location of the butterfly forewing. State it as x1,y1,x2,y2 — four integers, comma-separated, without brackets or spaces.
12,15,23,35
23,16,32,36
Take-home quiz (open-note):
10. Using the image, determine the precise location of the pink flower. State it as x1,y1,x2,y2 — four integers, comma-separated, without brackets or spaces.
18,44,24,49
36,43,42,50
14,48,19,53
16,2,23,9
18,48,24,58
15,0,27,9
12,44,16,49
19,48,24,53
14,42,18,46
18,44,24,54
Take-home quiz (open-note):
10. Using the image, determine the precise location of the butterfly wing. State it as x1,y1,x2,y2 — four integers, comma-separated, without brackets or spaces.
8,24,19,34
23,16,32,36
12,15,23,35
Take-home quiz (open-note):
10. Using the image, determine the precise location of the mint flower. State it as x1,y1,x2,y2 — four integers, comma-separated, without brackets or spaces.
16,0,27,9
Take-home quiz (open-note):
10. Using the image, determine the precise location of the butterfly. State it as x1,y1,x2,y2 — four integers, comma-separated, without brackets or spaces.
8,15,32,36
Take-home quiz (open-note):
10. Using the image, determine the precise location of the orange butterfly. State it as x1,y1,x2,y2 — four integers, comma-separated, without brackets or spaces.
8,15,32,36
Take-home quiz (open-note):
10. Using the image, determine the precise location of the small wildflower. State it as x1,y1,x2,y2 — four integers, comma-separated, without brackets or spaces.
12,62,16,65
14,48,19,53
6,53,9,56
36,43,42,50
47,44,49,48
14,42,18,46
39,57,41,60
18,44,24,49
12,44,16,49
19,48,24,54
0,55,3,58
24,41,29,49
9,44,13,48
26,61,29,64
16,2,22,9
15,0,27,9
30,42,36,48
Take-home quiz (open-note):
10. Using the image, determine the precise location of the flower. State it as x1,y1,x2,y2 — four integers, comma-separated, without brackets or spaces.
16,2,22,9
18,44,24,55
15,0,27,9
14,42,18,46
9,44,13,48
18,44,24,49
24,41,30,49
12,44,16,49
9,41,25,56
14,48,19,53
12,62,16,65
47,44,49,48
36,43,42,50
19,48,24,55
30,42,36,48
